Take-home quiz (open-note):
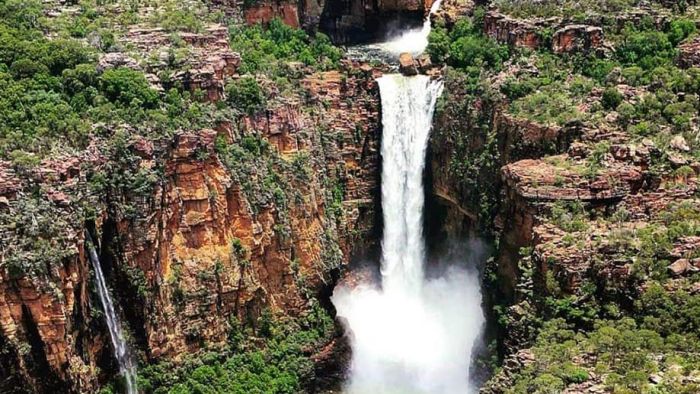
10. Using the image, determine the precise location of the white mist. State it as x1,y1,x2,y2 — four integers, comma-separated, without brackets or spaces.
332,74,485,394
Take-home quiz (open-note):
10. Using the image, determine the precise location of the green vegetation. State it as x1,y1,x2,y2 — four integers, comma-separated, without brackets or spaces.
136,304,334,394
225,76,267,115
431,3,700,392
230,19,342,76
0,195,78,281
0,0,216,161
508,314,700,394
493,0,637,19
428,15,509,73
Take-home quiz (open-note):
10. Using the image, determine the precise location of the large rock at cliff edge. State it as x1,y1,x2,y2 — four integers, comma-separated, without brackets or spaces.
399,52,418,76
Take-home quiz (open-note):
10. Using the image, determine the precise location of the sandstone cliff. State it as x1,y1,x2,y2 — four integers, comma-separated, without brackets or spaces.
0,17,382,392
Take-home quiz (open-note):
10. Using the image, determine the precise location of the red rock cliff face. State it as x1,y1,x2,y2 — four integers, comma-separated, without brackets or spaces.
0,156,110,393
0,60,381,394
112,66,382,356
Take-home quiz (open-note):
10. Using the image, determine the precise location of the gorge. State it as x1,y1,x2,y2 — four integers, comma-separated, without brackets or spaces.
2,0,700,393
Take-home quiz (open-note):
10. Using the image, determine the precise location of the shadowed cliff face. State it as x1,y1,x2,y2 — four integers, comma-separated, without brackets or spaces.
240,0,433,44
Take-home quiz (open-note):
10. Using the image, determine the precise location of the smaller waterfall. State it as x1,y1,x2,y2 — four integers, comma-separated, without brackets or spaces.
380,0,443,56
86,233,137,394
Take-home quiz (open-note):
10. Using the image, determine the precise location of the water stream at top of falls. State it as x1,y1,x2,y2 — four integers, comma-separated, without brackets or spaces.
331,2,485,392
86,233,137,394
378,0,443,56
345,0,442,62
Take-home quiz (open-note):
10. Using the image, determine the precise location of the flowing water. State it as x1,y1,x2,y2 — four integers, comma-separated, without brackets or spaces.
86,233,137,394
331,4,485,393
346,0,442,62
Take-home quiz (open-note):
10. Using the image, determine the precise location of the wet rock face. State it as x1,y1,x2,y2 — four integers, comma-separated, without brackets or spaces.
321,0,431,44
239,0,434,44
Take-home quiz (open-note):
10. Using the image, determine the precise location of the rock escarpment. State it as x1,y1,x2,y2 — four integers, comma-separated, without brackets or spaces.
429,0,700,387
0,18,382,393
108,63,382,362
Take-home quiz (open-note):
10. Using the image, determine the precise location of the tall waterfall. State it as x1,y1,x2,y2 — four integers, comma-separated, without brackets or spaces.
86,233,137,394
332,3,484,389
332,73,484,393
378,75,443,296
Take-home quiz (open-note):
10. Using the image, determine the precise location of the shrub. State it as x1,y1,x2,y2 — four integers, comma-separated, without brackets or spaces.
601,87,623,110
226,76,266,115
230,19,342,75
511,90,580,125
617,29,674,70
427,26,450,63
100,67,158,108
668,18,697,46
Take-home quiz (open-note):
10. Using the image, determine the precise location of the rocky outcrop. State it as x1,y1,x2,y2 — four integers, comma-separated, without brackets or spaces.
432,0,473,27
678,36,700,68
244,1,302,28
551,25,603,54
117,24,240,102
483,11,542,49
483,11,604,54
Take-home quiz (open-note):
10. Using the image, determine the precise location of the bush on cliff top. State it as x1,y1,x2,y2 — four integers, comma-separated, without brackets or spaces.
428,16,509,71
230,19,342,75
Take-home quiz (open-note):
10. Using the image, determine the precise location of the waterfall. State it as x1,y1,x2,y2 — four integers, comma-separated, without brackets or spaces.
86,233,138,394
380,0,443,56
332,73,484,393
378,75,443,296
332,4,484,390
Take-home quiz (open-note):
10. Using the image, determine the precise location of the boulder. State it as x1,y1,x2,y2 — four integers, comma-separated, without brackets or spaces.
416,53,432,73
483,11,540,49
399,52,418,76
668,259,692,277
96,53,140,73
670,135,690,152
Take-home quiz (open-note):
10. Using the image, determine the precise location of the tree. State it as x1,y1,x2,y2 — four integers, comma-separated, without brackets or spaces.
100,67,158,108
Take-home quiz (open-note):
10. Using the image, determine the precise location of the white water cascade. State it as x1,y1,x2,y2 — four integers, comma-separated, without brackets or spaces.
331,5,484,392
379,0,443,56
86,233,138,394
332,73,484,394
